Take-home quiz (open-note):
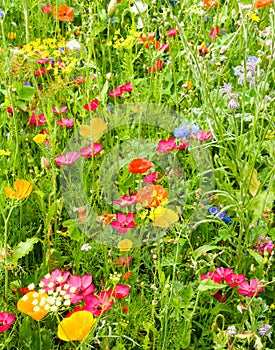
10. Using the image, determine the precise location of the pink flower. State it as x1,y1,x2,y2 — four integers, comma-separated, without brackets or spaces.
167,28,179,37
37,58,51,64
193,130,212,142
156,138,177,153
159,42,170,51
212,267,233,284
200,271,215,281
0,312,15,332
109,86,123,98
143,172,158,184
79,143,102,157
84,290,114,316
29,113,47,127
56,118,75,128
34,68,50,76
110,213,135,234
7,107,13,115
113,194,137,207
76,76,84,85
42,4,52,13
210,26,219,39
112,284,130,299
148,59,163,73
39,269,70,292
67,274,95,304
55,152,80,166
237,279,264,297
225,273,246,287
254,236,274,255
114,255,131,267
121,82,132,93
83,99,99,111
52,106,67,114
177,141,190,150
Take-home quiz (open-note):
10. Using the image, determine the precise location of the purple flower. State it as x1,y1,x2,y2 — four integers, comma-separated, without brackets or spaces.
258,324,272,338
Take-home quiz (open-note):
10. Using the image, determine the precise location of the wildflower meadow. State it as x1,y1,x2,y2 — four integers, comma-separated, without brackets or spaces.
0,0,275,349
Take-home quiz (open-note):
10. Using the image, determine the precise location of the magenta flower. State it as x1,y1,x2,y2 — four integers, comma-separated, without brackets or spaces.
156,137,177,153
29,113,47,127
225,273,246,287
110,213,135,234
39,269,70,292
113,194,137,207
52,106,67,114
237,279,264,297
67,274,95,304
167,28,179,37
193,130,212,142
56,118,75,128
212,290,227,302
84,290,114,316
37,58,51,65
112,284,130,299
143,172,158,184
212,267,233,284
210,26,219,39
109,86,123,98
121,82,132,93
254,236,274,255
177,141,190,150
34,68,50,76
42,4,52,13
200,271,215,281
79,143,102,157
55,152,80,166
0,312,15,332
83,99,99,112
159,42,170,51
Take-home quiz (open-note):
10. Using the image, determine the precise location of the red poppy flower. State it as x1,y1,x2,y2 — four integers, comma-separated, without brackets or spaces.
128,158,153,174
203,0,218,7
52,5,74,22
254,0,272,8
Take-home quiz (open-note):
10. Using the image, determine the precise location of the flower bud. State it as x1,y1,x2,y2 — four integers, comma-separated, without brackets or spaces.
108,0,117,17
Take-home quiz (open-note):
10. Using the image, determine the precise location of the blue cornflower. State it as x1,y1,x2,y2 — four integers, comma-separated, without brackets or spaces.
208,206,218,215
173,125,191,138
223,215,232,225
258,324,272,338
0,8,4,18
190,123,200,134
23,82,31,86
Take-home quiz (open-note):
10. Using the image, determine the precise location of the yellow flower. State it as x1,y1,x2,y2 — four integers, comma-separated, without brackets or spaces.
5,179,33,200
57,311,96,341
7,32,16,40
118,239,133,252
17,291,50,321
33,134,47,144
250,13,260,22
0,149,11,156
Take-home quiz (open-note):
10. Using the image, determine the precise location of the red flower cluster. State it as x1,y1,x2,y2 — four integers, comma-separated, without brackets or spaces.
109,82,132,98
201,267,264,298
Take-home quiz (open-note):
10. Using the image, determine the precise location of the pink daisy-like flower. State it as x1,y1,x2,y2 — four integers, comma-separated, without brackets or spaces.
225,273,246,287
29,113,47,127
113,194,137,207
167,28,179,37
56,118,75,128
79,143,102,157
55,152,80,166
39,269,70,292
0,312,15,332
212,267,233,284
83,99,99,112
193,130,212,142
52,106,68,114
84,290,114,316
112,284,130,299
67,274,95,304
237,279,264,297
156,137,177,153
110,213,135,234
143,172,158,184
109,86,123,98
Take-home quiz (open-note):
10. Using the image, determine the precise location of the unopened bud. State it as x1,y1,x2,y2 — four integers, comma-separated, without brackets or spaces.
108,0,117,18
41,157,50,169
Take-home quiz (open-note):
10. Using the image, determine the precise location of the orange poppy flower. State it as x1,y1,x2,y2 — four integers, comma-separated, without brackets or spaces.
136,185,168,208
118,239,133,252
52,5,74,22
17,291,49,321
96,213,116,225
203,0,218,7
122,270,132,281
254,0,272,8
5,179,33,200
57,310,96,341
128,158,153,174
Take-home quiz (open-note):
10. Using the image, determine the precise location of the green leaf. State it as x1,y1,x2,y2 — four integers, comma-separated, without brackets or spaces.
16,86,36,101
198,279,228,292
13,237,40,260
194,245,220,260
247,249,263,265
